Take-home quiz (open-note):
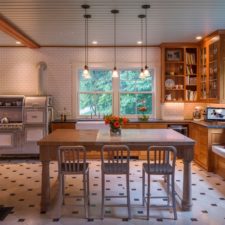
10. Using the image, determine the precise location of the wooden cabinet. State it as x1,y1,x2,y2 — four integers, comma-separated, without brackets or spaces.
161,44,199,103
199,31,225,102
51,121,76,132
189,122,225,171
189,123,209,170
122,123,167,129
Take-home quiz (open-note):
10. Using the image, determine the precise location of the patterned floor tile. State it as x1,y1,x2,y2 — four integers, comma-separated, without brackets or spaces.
0,159,225,225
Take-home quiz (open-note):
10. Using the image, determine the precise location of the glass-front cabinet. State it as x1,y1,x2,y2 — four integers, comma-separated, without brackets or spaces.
199,31,225,103
208,41,219,99
199,46,207,100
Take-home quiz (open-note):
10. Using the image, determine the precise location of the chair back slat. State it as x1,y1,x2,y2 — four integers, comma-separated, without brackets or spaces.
147,146,177,174
101,145,130,173
58,146,87,173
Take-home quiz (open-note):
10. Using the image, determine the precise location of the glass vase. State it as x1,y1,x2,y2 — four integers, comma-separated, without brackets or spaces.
138,114,149,122
110,127,121,136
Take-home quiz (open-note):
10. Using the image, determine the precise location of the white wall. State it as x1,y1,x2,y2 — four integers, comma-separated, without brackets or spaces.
0,47,161,119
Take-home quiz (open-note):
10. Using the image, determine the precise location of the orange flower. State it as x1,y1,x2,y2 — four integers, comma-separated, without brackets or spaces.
104,114,129,129
123,117,128,124
104,119,110,125
113,121,120,128
138,106,147,112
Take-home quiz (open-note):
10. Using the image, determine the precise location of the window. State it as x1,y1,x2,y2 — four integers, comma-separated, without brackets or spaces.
78,69,113,116
77,68,154,117
120,69,153,116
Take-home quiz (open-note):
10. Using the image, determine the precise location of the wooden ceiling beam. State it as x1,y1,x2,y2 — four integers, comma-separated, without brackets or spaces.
0,16,40,48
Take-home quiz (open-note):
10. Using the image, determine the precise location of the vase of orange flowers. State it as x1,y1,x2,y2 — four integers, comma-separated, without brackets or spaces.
138,106,149,121
104,115,129,136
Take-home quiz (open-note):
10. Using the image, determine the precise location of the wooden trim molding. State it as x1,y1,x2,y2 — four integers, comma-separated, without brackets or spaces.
0,16,40,48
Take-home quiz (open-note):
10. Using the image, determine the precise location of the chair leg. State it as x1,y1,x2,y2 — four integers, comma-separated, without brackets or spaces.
171,174,177,220
55,174,63,219
87,171,90,206
126,173,131,220
147,173,150,220
62,175,65,205
83,173,88,219
142,169,145,206
167,174,170,206
101,174,105,219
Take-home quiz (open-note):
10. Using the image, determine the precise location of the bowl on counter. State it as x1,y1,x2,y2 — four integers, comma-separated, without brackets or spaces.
16,101,22,106
5,102,11,106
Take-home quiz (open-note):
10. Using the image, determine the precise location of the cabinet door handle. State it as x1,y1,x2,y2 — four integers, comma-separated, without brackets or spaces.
32,116,38,119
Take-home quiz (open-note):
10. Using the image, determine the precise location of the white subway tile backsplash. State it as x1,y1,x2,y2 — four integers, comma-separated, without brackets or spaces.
0,47,161,118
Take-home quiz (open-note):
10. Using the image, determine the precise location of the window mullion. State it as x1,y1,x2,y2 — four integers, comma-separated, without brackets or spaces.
113,76,119,115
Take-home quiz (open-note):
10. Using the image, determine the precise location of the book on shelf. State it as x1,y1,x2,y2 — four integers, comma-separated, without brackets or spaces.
185,90,197,101
186,76,197,85
186,52,196,65
186,66,194,75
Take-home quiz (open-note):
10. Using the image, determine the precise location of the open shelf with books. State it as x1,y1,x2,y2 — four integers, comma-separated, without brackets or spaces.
163,47,185,102
161,44,199,103
185,48,198,101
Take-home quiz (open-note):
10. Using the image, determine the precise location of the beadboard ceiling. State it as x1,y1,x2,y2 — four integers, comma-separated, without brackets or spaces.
1,0,225,47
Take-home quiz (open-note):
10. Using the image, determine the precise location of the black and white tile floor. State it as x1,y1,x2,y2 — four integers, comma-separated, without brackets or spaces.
0,159,225,225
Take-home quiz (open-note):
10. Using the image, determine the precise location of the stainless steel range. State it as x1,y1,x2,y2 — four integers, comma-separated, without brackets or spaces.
0,95,53,155
0,96,24,153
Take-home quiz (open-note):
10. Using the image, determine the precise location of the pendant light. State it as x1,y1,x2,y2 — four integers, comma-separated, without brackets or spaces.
142,4,151,77
82,4,91,79
138,14,146,79
111,9,119,78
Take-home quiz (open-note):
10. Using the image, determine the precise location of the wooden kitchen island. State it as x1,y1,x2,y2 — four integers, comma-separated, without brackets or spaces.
37,129,195,213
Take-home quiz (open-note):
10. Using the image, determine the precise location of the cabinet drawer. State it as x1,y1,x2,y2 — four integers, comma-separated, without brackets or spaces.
0,133,14,148
24,109,45,124
25,127,46,142
51,122,76,131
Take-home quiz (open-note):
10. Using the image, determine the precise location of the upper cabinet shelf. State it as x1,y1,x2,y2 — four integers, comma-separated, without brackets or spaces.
161,44,199,103
0,96,24,108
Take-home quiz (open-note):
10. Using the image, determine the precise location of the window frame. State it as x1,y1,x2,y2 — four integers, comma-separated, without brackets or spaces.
76,67,155,119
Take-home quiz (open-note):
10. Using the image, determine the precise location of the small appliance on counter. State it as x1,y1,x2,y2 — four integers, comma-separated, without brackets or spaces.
193,106,204,121
205,107,225,121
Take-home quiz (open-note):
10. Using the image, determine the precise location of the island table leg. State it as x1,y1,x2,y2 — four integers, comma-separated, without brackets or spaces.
182,159,192,211
40,160,50,213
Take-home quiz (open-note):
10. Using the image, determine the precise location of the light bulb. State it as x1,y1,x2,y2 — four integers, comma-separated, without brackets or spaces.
112,67,119,78
83,65,91,79
139,68,145,79
144,65,150,77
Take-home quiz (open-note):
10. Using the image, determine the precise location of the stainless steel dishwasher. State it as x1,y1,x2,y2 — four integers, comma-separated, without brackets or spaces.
167,124,188,136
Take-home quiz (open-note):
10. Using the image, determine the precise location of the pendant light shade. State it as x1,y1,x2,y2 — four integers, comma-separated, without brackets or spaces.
111,9,119,78
82,5,91,79
142,4,151,77
138,14,145,79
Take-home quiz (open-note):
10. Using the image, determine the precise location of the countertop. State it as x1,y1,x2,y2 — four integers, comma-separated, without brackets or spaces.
192,120,225,128
52,118,225,128
52,119,77,123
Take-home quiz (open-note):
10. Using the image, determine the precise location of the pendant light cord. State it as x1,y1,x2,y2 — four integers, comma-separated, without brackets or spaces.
145,7,148,67
114,12,116,68
87,15,89,66
141,17,143,69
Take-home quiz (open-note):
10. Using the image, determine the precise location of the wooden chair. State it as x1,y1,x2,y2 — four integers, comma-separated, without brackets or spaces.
142,146,177,220
101,145,131,219
55,145,90,219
